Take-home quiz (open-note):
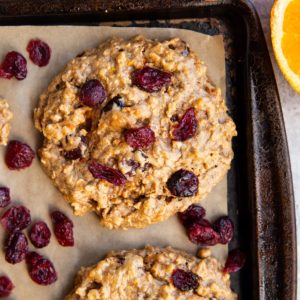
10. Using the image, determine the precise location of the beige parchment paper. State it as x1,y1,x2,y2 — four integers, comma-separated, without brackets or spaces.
0,26,227,300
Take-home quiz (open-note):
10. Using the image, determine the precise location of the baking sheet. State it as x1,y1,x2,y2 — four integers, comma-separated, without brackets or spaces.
0,26,227,300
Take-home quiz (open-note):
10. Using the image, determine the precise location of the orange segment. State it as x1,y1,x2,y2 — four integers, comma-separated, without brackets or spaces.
283,0,300,34
282,33,300,75
271,0,300,93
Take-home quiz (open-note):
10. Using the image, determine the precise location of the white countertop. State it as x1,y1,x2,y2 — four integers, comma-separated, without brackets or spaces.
252,0,299,296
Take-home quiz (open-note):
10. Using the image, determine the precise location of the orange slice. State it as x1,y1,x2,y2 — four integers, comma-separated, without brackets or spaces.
271,0,300,93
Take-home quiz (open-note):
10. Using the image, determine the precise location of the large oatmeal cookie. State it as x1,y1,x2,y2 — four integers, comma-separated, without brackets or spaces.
0,98,13,146
65,246,236,300
34,36,236,229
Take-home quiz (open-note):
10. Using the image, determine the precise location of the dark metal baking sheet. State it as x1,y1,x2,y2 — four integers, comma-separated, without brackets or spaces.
0,1,296,299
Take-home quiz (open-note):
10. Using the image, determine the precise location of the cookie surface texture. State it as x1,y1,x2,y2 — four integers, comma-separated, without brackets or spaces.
65,246,236,300
34,36,236,229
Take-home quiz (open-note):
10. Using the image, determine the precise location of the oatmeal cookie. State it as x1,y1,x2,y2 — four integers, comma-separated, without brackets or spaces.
34,36,236,229
0,99,13,145
65,246,236,300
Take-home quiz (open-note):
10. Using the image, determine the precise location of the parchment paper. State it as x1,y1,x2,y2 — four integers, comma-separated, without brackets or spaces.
0,26,227,300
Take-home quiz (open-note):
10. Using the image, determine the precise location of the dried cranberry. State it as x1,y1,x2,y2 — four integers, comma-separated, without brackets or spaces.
0,187,10,208
0,51,27,80
213,216,234,244
29,221,51,248
178,204,206,227
88,160,127,186
64,147,82,160
5,232,28,264
27,39,51,67
132,66,172,92
223,249,246,273
0,205,31,233
79,79,107,107
171,269,199,291
172,108,197,141
187,219,220,246
167,169,198,197
26,252,57,285
124,126,155,149
51,211,74,247
0,276,14,297
102,95,125,113
5,140,35,170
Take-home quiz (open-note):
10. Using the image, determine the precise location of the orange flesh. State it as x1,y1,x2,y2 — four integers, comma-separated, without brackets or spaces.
282,0,300,75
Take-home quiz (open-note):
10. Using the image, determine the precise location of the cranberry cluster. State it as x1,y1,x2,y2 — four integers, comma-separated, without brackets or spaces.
179,204,234,246
178,204,245,273
0,39,50,293
0,185,74,295
0,39,51,81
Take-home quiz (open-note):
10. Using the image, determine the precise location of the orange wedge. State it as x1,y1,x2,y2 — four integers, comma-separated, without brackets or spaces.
271,0,300,93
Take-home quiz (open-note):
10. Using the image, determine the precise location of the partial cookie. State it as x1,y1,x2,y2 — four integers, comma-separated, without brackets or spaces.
65,246,236,300
34,36,236,229
0,99,13,146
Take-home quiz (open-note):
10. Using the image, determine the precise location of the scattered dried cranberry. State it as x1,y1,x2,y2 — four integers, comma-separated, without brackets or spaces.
79,79,107,107
213,216,234,244
5,232,28,264
187,219,220,246
27,39,51,67
0,51,27,80
0,276,14,297
102,95,125,113
51,211,74,247
5,140,35,170
26,252,57,285
88,161,127,186
132,66,172,92
171,269,199,291
0,187,10,208
64,147,82,160
124,126,155,149
178,204,206,227
167,169,198,197
0,205,31,233
29,221,51,248
172,108,197,141
223,249,246,273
